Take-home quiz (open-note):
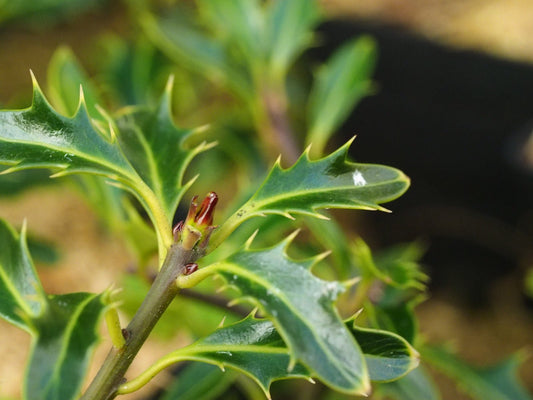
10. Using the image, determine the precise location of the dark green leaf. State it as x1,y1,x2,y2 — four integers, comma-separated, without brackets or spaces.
348,324,419,382
0,169,53,196
378,365,441,400
116,78,215,222
0,219,46,332
307,36,377,156
161,362,237,400
26,292,107,400
0,219,108,400
211,139,409,249
0,76,138,187
196,235,371,395
423,345,532,400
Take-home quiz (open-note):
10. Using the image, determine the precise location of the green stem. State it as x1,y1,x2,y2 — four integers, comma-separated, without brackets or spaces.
80,244,195,400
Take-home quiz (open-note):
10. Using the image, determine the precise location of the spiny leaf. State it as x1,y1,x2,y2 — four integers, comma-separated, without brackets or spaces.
123,315,419,398
348,324,420,382
211,138,409,249
200,236,372,395
0,75,137,182
0,219,46,332
26,292,107,400
0,219,108,400
116,77,215,222
423,345,532,400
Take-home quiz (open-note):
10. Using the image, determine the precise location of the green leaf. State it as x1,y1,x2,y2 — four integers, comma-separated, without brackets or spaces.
161,362,237,400
307,37,377,156
116,77,215,223
119,315,312,397
26,292,107,400
186,235,372,395
265,0,320,80
0,75,139,188
141,11,251,99
423,345,532,400
0,219,107,400
352,238,427,290
211,138,409,249
349,324,419,382
47,46,102,119
378,365,441,400
0,219,46,332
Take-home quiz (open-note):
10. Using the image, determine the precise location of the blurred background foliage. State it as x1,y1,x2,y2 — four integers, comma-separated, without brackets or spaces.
0,0,532,399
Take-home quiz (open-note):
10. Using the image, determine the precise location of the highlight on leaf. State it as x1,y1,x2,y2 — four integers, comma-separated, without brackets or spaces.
209,137,410,250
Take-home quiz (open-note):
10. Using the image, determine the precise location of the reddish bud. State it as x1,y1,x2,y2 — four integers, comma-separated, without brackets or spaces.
172,221,183,242
184,263,199,275
195,192,218,226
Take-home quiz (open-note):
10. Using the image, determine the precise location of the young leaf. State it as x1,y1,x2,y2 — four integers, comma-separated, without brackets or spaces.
423,345,532,400
211,138,409,249
0,219,108,400
265,0,320,80
180,235,371,395
307,36,377,157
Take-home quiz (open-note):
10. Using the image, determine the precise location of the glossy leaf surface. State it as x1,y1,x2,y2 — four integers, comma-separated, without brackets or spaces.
194,236,372,395
349,324,419,382
0,219,46,332
0,219,107,400
212,139,409,248
116,79,215,222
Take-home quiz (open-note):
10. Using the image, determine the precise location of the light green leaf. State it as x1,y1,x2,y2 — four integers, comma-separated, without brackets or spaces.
307,37,377,156
211,138,409,249
0,219,108,400
184,235,372,395
378,365,441,400
47,46,102,119
197,0,264,69
423,345,532,400
116,78,215,223
265,0,320,80
349,324,419,382
352,238,428,290
0,219,46,332
141,11,252,99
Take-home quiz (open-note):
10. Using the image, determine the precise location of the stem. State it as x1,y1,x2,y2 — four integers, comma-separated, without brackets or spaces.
80,244,195,400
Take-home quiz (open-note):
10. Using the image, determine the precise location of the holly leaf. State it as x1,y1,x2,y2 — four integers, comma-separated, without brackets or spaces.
211,138,409,249
123,314,419,398
182,234,372,395
0,219,47,331
116,77,216,223
0,219,107,400
348,324,419,382
423,345,532,400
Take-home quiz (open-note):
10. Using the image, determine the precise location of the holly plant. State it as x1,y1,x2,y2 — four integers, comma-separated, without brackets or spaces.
0,1,531,400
